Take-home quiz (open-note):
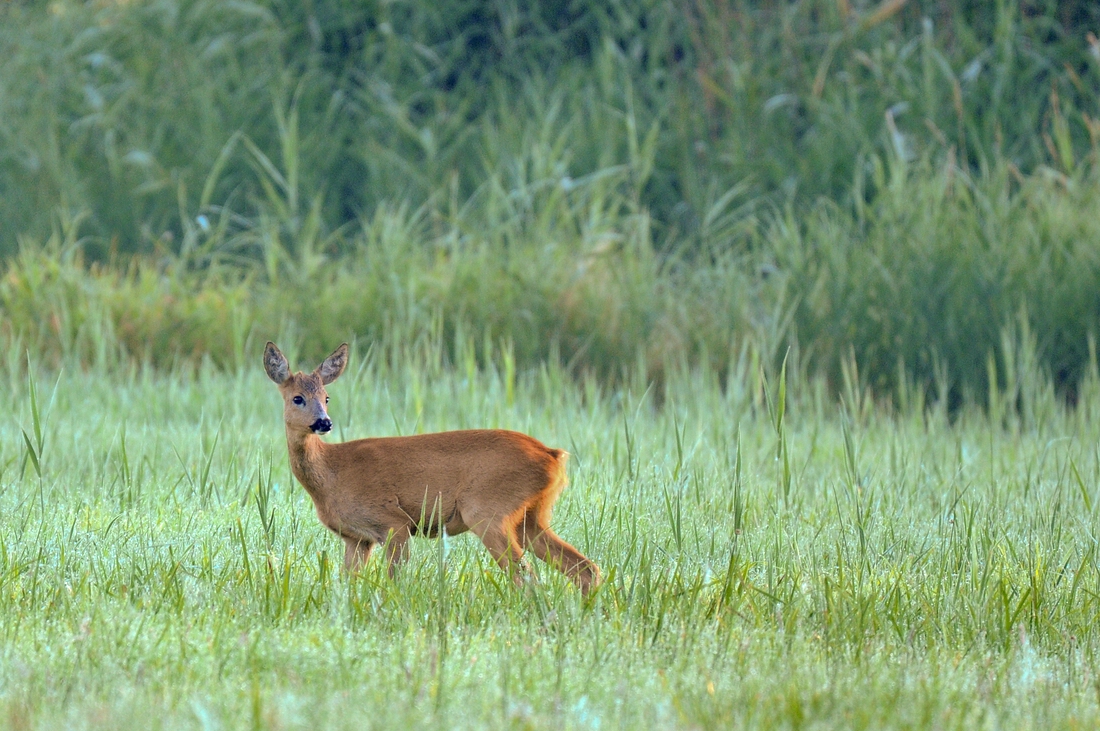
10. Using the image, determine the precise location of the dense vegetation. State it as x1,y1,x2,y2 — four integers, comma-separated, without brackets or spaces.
3,0,1100,402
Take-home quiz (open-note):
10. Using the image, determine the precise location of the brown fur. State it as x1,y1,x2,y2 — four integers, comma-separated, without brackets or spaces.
263,342,601,594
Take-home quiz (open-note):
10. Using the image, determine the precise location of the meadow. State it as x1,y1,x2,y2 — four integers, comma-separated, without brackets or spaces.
1,338,1100,729
4,1,1100,728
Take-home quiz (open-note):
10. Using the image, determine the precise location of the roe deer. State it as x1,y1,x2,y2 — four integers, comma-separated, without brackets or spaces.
263,342,601,594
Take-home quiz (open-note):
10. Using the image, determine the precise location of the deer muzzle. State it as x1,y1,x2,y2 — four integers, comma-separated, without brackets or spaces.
310,417,333,434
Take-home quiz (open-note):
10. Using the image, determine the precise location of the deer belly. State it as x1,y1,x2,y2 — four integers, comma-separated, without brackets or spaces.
405,496,467,537
444,515,469,536
312,501,390,545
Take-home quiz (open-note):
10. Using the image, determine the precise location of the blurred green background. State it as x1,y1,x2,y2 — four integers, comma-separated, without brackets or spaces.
3,0,1100,406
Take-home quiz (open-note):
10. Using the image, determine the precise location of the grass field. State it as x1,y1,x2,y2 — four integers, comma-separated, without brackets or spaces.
2,342,1100,729
4,2,1100,727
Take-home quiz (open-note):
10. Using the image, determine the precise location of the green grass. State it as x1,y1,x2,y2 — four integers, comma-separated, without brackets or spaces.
3,3,1100,725
7,154,1100,407
2,341,1100,728
4,0,1100,401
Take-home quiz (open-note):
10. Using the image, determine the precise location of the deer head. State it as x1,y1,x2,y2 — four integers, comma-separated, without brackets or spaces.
263,342,348,435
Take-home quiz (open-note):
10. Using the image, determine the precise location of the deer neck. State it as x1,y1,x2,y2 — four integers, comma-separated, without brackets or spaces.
286,430,332,497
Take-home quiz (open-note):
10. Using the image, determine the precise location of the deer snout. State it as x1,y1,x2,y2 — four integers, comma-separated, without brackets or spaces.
311,417,333,434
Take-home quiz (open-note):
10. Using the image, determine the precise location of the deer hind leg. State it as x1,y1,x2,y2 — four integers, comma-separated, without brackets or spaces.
471,513,530,587
343,536,375,572
519,501,601,595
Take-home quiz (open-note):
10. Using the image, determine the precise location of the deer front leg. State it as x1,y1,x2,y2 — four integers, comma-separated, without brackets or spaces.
383,526,412,578
343,536,375,572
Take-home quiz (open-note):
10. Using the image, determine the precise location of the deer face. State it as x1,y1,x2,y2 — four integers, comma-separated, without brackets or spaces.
279,372,333,433
264,342,348,435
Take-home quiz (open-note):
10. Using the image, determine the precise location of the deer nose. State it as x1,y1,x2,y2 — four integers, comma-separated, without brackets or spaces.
311,418,332,434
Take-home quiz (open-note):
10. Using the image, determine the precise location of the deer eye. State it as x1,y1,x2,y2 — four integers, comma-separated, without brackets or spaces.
293,395,305,406
325,397,329,403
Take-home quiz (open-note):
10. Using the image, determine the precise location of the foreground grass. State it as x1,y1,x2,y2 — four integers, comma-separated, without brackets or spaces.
3,347,1100,729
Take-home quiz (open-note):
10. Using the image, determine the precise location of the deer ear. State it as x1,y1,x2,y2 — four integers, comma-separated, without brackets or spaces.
263,342,290,384
316,343,348,385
